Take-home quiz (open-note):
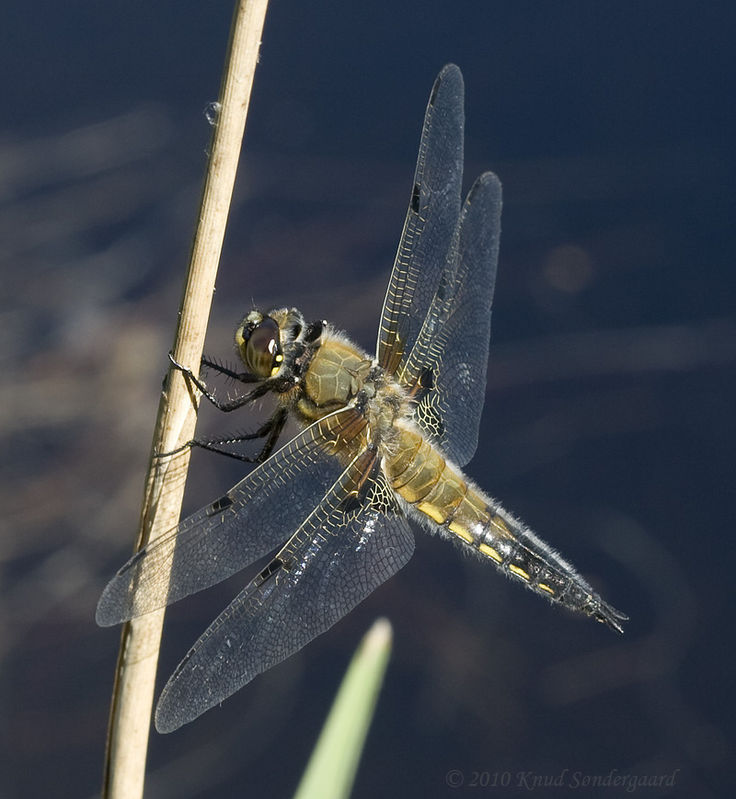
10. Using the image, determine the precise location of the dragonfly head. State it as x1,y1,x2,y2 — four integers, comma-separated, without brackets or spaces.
235,308,322,380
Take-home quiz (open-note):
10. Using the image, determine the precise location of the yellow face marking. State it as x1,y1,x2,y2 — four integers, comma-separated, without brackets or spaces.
448,521,474,545
478,543,503,563
417,501,447,524
270,351,285,377
538,582,555,595
508,564,530,581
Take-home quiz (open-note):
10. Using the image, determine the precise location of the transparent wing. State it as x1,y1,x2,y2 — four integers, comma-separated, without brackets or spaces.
96,408,367,626
155,449,415,733
401,173,502,466
377,64,465,375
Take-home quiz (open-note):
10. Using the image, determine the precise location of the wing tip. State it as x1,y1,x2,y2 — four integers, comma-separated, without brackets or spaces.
469,171,502,201
95,586,119,627
431,63,464,106
95,605,112,627
154,706,180,735
438,62,462,82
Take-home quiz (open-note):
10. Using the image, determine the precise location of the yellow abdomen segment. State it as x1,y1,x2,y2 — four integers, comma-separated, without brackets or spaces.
385,425,587,611
386,426,474,529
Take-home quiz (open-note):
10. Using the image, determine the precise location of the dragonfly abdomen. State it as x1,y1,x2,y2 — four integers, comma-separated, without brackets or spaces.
387,425,625,632
386,425,464,516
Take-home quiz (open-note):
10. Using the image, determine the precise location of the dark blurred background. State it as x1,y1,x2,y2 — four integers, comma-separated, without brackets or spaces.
1,2,734,797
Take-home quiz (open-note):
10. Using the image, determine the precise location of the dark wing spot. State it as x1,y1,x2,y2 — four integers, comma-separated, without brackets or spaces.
339,492,364,515
257,557,283,583
206,495,234,516
418,367,435,390
411,182,421,213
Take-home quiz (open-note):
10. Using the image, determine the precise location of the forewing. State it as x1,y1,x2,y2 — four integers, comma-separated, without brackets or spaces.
154,449,415,733
401,173,502,466
96,408,367,626
377,64,464,374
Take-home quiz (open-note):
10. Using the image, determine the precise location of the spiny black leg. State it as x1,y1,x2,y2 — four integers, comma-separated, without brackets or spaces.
185,407,287,463
253,405,288,462
155,406,289,464
200,356,259,385
168,352,271,412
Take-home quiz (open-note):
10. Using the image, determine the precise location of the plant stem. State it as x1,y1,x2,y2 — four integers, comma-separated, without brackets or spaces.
101,2,270,797
294,619,394,799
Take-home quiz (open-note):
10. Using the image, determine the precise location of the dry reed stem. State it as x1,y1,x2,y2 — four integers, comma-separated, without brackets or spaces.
101,2,270,796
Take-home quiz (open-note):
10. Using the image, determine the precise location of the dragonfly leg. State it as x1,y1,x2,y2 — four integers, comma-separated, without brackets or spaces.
168,352,272,412
155,406,289,463
200,355,260,385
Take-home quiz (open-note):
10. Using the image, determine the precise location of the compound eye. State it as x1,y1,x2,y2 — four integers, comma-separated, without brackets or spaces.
240,317,282,378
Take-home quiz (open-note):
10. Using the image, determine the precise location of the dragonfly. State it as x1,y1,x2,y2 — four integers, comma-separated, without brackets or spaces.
97,64,627,733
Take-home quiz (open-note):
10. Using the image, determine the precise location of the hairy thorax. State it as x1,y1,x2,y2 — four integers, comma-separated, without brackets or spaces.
296,327,411,454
